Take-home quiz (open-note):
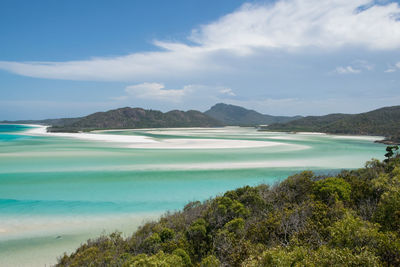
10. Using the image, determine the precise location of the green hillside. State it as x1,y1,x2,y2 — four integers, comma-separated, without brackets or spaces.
205,103,302,126
48,107,224,132
57,147,400,267
264,105,400,144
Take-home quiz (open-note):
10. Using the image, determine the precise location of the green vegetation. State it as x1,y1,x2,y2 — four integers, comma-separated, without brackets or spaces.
205,103,302,126
263,105,400,144
57,148,400,266
47,107,224,132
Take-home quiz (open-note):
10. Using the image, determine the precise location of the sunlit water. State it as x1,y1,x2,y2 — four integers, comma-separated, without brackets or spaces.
0,125,385,266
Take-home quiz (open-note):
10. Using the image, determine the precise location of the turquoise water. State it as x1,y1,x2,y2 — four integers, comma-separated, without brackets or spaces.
0,125,385,266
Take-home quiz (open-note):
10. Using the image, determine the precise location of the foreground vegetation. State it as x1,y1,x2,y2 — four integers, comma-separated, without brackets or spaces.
58,147,400,266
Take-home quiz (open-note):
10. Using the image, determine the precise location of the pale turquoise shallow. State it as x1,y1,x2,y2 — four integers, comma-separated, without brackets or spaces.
0,125,385,266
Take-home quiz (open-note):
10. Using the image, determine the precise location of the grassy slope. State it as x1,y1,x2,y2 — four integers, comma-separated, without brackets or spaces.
57,150,400,267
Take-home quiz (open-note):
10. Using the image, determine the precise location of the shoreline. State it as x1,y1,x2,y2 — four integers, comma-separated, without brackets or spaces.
259,129,385,142
0,212,162,267
5,124,387,149
3,123,387,144
19,125,294,149
23,125,157,144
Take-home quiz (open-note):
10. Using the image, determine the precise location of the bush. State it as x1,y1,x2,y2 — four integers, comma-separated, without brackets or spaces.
160,228,175,242
200,255,220,267
329,212,400,265
244,246,381,267
313,177,351,203
123,251,185,267
173,248,191,266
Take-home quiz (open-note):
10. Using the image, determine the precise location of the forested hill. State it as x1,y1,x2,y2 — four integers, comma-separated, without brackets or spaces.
264,105,400,144
57,147,400,266
205,103,302,126
48,107,224,132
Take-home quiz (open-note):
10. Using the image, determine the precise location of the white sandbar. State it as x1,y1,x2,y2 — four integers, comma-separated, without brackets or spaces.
24,125,156,144
22,125,296,149
126,138,287,149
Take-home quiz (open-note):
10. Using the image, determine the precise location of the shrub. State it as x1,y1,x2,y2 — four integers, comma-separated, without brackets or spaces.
160,228,175,242
200,255,220,267
313,177,351,203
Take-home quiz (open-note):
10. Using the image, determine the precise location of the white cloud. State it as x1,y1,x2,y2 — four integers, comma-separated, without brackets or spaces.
385,67,396,72
384,61,400,72
336,66,362,74
219,88,236,96
0,0,400,81
191,0,400,51
116,83,235,104
335,59,374,74
123,83,192,102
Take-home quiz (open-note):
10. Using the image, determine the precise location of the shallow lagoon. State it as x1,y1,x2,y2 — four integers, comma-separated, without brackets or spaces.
0,125,385,266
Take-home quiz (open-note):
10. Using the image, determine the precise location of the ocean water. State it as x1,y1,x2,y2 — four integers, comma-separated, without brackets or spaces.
0,125,385,266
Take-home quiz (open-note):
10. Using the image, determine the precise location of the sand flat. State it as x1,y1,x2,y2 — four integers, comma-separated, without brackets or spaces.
24,125,295,149
24,125,156,144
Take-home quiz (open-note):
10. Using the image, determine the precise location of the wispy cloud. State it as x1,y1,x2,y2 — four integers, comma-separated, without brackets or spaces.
335,60,374,74
384,61,400,72
336,66,362,74
123,83,192,102
385,67,397,73
0,0,399,81
191,0,400,51
219,88,236,96
114,83,236,104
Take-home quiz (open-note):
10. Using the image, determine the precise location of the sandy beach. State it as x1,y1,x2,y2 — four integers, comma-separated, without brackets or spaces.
24,125,156,144
20,125,384,150
23,125,292,149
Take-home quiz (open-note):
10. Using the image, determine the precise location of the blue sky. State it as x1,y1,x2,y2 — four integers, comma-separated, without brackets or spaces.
1,0,400,120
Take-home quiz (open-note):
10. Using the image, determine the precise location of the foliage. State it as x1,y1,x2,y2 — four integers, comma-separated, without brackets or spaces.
204,103,301,126
57,148,400,267
313,177,351,203
264,105,400,144
243,246,381,267
123,251,185,267
200,255,221,267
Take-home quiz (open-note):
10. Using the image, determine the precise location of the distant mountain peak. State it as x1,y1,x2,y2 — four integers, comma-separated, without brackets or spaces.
205,103,301,126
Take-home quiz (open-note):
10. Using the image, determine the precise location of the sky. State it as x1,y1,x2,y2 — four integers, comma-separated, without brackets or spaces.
1,0,400,120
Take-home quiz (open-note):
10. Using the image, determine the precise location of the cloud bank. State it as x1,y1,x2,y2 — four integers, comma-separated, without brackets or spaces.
0,0,400,81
